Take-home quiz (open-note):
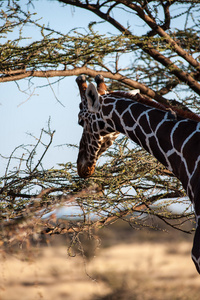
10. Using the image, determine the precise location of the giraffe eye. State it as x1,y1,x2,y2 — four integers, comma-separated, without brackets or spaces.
78,119,84,127
78,111,84,127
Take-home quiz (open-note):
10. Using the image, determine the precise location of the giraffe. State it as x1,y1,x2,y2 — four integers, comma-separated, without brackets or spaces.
76,74,200,274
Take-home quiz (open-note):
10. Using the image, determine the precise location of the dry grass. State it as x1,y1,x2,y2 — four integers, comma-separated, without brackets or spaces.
0,223,200,300
89,241,200,300
0,246,111,300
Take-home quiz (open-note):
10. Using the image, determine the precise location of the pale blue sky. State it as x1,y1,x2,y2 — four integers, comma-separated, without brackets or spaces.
0,0,145,173
0,1,101,172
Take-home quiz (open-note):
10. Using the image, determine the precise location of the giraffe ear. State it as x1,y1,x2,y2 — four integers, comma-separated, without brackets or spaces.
86,83,100,112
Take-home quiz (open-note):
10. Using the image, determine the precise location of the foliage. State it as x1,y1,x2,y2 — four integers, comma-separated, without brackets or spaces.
0,0,199,242
0,130,193,243
1,1,200,106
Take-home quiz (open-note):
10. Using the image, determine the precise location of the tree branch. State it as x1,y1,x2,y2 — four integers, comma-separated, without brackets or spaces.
0,66,170,104
58,0,200,95
117,0,200,71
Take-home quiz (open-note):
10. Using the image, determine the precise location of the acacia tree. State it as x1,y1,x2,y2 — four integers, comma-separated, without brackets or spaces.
0,0,198,243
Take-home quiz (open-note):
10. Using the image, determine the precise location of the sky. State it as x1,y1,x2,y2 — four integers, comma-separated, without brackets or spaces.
0,0,193,214
0,1,100,173
0,0,145,174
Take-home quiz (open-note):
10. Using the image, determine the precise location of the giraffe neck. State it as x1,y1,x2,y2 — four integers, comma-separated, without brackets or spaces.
77,76,200,274
102,95,200,208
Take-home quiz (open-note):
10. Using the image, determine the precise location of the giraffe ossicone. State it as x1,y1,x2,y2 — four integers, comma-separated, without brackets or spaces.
76,74,200,274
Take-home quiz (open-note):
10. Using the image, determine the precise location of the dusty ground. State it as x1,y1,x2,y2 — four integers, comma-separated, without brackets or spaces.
0,223,200,300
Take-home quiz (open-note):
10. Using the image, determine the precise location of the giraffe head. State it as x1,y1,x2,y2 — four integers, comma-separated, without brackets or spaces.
76,75,119,178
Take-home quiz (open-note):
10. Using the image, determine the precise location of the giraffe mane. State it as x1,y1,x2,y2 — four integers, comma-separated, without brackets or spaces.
109,91,200,122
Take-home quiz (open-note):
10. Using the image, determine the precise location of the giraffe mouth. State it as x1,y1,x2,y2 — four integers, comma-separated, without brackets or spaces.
77,161,96,178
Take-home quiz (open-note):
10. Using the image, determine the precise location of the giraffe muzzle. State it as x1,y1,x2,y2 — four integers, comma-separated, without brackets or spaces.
77,162,96,178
